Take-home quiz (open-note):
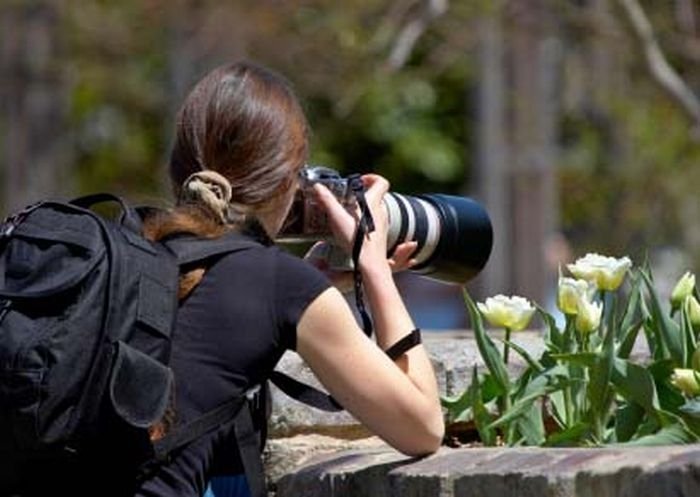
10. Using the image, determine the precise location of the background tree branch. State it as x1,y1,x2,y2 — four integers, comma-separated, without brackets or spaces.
385,0,448,72
616,0,700,134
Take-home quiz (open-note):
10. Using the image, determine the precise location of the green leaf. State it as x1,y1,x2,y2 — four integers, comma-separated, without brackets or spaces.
440,385,472,423
618,271,642,342
548,390,568,429
617,318,644,360
680,303,697,369
537,305,564,351
642,316,660,359
469,366,497,446
620,422,699,446
500,338,545,373
617,270,644,359
463,290,510,394
480,373,502,403
543,422,591,447
649,360,686,413
611,358,660,417
614,402,646,443
586,313,617,441
516,401,546,446
640,269,685,366
551,352,597,368
487,375,567,430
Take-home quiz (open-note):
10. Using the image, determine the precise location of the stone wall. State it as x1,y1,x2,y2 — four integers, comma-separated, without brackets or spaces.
264,332,680,497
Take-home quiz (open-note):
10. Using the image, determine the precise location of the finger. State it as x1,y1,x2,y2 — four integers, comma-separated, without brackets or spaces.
314,184,356,220
388,241,418,272
360,174,390,203
311,184,357,251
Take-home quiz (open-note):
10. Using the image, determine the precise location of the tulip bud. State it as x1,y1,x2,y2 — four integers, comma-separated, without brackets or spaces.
671,272,696,310
686,295,700,328
671,368,700,396
575,297,602,335
557,276,591,316
692,347,700,372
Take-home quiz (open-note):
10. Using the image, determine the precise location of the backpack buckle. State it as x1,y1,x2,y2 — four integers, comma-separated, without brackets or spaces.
245,384,261,405
0,220,16,238
1,201,42,239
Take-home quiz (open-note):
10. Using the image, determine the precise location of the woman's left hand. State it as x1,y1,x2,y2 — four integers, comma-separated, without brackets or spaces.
304,240,418,293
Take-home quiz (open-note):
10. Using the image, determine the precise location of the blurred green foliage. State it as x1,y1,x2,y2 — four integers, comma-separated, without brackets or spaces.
4,1,700,267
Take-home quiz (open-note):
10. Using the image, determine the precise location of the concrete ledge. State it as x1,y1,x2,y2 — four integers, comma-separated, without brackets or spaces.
273,443,700,497
269,331,649,437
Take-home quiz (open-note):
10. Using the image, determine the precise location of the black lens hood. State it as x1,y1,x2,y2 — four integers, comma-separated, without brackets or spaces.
413,194,493,285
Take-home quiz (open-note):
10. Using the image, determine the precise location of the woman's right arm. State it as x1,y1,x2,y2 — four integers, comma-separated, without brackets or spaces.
295,175,444,456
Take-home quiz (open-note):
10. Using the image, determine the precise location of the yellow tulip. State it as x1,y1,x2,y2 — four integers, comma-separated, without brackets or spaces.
567,253,632,291
477,295,535,331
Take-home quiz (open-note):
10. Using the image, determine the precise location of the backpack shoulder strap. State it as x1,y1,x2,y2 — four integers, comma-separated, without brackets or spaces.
164,232,260,266
146,389,267,497
269,371,343,412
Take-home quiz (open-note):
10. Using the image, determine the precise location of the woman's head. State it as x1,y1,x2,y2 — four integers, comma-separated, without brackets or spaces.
170,61,309,229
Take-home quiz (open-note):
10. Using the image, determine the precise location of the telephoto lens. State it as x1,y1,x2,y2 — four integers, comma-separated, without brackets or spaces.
276,166,493,285
383,193,492,284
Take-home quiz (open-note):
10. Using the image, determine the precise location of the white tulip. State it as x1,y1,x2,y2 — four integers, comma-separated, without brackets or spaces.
477,295,535,331
567,253,632,291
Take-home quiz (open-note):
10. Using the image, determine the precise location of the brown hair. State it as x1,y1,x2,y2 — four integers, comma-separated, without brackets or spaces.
145,60,308,241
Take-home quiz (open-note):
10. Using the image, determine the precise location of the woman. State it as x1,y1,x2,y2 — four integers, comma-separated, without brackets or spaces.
140,60,443,496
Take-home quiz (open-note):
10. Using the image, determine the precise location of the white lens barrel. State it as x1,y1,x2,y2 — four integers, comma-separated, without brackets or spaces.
383,192,441,267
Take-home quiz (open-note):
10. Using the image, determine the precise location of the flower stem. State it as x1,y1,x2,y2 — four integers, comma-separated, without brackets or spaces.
564,386,573,427
503,327,511,364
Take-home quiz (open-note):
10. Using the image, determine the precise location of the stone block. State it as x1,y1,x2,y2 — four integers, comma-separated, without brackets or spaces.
271,442,700,497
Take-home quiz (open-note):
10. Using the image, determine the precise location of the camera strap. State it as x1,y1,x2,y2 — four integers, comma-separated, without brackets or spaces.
348,174,374,337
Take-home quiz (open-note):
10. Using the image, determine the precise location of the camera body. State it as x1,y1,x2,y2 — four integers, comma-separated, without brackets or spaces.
278,166,493,285
279,166,357,240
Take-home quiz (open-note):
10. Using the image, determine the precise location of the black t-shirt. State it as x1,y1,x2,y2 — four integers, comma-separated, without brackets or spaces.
135,241,330,496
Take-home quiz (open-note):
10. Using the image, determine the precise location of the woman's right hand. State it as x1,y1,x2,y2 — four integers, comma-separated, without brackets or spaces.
312,174,416,274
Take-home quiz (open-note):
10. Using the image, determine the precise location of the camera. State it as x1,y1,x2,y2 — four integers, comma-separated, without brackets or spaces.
277,166,493,285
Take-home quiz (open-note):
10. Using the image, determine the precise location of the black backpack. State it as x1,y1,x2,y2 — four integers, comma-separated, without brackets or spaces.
0,193,306,497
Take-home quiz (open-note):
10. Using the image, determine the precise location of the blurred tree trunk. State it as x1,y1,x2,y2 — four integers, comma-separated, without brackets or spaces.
474,10,510,299
510,0,560,305
163,1,248,188
474,1,561,305
0,0,71,214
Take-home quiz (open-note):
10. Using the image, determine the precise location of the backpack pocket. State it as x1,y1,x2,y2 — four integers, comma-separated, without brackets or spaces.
0,205,108,449
0,220,104,300
109,341,173,429
0,365,44,450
